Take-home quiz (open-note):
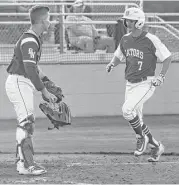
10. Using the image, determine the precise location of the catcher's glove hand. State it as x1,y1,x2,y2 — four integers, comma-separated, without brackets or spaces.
39,101,71,130
42,80,64,103
152,74,165,87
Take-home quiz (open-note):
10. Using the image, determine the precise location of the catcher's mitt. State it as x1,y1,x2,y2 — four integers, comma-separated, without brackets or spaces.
39,101,71,130
42,80,64,103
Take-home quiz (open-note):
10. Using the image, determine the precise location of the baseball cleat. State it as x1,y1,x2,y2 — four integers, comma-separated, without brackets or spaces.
34,161,46,171
18,166,47,176
134,134,149,156
17,160,47,175
148,142,164,162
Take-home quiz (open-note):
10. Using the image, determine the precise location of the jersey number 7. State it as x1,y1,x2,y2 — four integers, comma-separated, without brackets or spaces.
138,61,143,71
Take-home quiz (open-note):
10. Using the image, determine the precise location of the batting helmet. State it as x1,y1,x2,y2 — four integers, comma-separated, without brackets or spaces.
122,7,145,29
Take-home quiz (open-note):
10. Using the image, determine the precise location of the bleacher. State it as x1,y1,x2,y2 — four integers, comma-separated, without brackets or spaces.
153,27,179,53
0,1,179,63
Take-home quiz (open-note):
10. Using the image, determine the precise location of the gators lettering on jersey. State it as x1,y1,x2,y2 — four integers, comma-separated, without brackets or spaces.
114,31,171,81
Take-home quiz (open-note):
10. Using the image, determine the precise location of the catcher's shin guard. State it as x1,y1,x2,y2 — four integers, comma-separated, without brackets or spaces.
16,115,35,168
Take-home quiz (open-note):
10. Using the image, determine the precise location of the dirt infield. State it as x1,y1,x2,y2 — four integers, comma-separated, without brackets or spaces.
0,115,179,183
1,154,179,184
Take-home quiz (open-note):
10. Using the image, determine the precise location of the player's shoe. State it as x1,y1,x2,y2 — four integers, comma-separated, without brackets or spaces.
34,161,46,170
148,142,164,162
16,160,47,175
16,159,46,172
134,134,149,156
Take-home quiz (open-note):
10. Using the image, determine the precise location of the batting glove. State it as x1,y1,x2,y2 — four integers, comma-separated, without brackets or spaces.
106,63,114,73
152,74,165,86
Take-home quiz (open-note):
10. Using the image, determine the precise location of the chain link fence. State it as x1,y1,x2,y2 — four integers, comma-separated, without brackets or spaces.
0,0,179,64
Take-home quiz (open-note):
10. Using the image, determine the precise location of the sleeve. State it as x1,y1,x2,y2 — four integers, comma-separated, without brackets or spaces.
148,34,171,62
24,63,45,91
21,37,44,91
114,43,126,63
21,37,39,64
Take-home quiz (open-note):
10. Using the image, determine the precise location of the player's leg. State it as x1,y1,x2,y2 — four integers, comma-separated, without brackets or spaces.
136,105,160,147
15,114,46,175
136,101,165,162
122,81,155,156
5,75,46,175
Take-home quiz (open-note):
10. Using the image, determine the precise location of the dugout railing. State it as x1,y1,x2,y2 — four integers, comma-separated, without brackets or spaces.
0,2,179,64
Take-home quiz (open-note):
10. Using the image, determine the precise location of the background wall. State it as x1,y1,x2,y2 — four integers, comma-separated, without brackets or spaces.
0,62,177,119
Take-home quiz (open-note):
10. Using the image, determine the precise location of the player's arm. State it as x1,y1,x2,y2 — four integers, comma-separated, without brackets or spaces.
21,38,45,91
37,66,51,82
158,54,172,76
151,35,172,86
154,36,172,76
21,38,57,102
106,43,126,73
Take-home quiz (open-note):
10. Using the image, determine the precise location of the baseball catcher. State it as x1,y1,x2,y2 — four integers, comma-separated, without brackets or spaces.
39,76,71,130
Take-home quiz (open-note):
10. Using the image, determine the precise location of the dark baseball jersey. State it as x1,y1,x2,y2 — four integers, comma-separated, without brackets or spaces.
7,30,44,91
114,31,171,81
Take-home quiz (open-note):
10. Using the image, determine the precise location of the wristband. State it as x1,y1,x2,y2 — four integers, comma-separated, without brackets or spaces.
159,73,165,79
42,76,50,82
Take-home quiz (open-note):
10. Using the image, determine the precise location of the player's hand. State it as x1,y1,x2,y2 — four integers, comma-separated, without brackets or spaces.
106,63,114,73
41,88,57,103
152,74,165,87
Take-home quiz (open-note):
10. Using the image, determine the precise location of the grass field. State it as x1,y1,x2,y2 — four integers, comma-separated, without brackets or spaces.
0,115,179,184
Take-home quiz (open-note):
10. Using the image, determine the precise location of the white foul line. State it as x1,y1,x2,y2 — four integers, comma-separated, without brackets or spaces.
67,161,179,167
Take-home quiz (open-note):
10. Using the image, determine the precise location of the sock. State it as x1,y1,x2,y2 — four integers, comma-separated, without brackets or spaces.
142,124,159,147
129,115,143,137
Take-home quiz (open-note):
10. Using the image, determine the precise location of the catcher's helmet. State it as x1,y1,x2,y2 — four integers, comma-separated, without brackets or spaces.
122,7,145,29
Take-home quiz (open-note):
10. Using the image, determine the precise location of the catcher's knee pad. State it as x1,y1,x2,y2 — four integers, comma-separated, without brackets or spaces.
16,114,35,168
122,103,137,121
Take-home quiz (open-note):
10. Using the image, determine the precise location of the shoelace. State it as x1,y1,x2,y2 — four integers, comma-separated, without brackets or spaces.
28,166,35,172
34,162,45,170
28,165,44,172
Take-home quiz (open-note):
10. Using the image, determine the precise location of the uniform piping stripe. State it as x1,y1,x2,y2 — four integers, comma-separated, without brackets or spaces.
17,78,29,122
132,84,153,118
21,37,38,47
23,60,36,64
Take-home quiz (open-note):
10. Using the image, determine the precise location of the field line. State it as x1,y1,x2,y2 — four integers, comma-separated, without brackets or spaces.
67,161,179,167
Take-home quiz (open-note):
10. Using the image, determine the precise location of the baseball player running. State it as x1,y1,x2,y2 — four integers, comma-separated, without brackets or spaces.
5,5,57,175
106,7,172,162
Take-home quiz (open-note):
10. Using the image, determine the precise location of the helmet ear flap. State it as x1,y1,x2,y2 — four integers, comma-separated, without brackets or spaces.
123,19,127,27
